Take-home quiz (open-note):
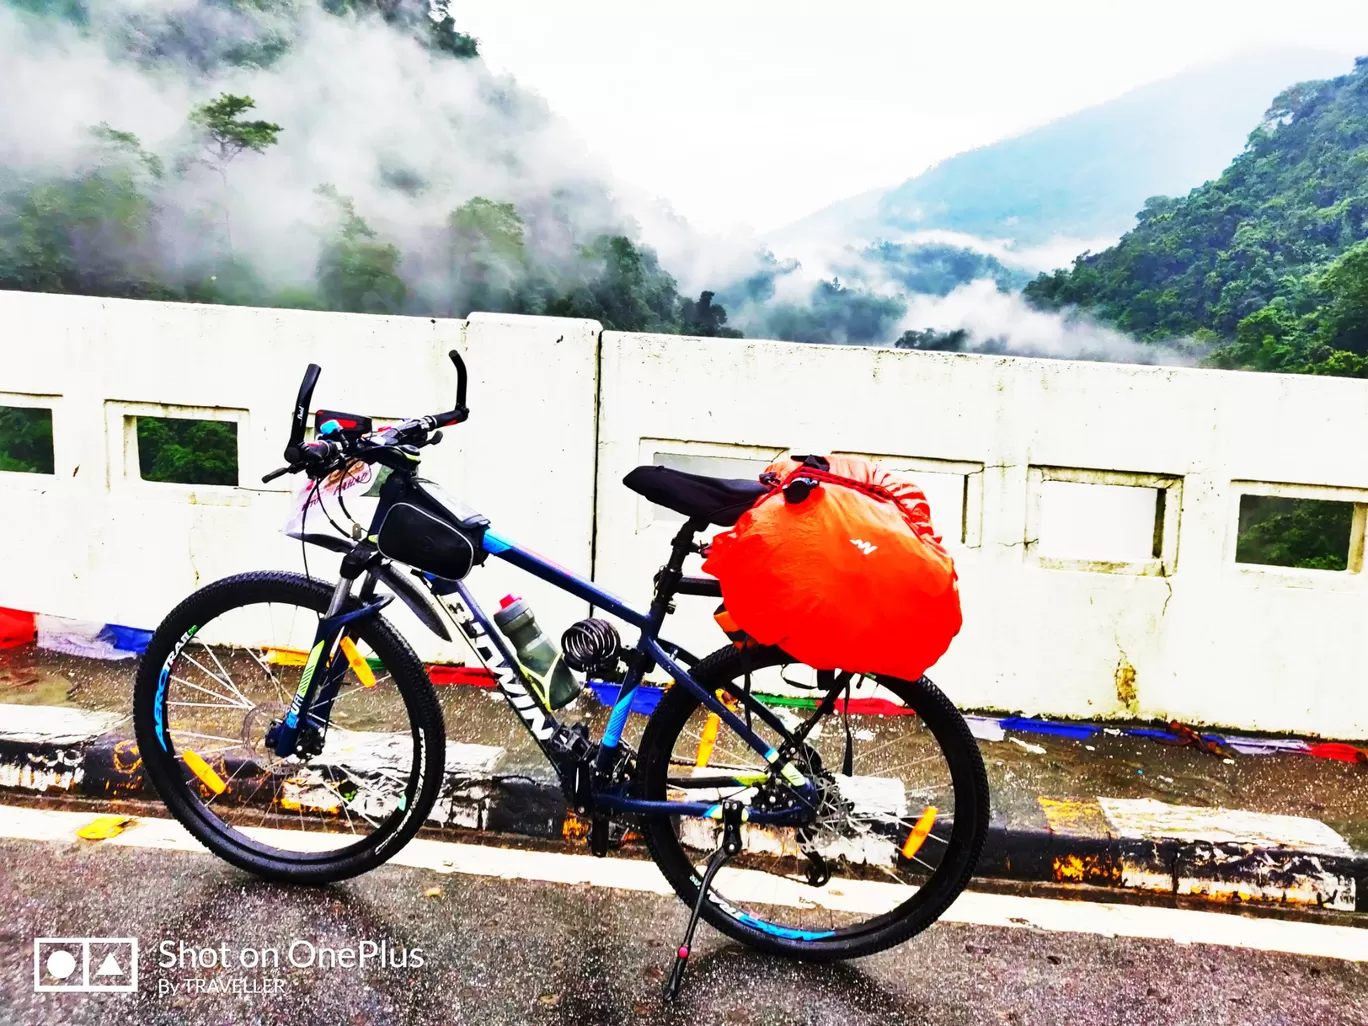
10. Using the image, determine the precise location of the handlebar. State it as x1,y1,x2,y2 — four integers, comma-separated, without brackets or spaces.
262,350,470,484
415,350,469,429
285,364,322,464
452,349,467,407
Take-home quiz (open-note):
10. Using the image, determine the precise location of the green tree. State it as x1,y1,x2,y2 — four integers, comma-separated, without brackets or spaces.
188,93,282,256
680,290,743,338
1024,58,1368,377
862,241,1028,296
1211,241,1368,377
545,235,684,332
0,407,55,474
0,10,753,343
894,327,972,351
426,1,479,58
315,186,406,314
1317,240,1368,355
1235,496,1355,571
0,125,167,298
319,1,479,57
760,278,906,345
136,417,238,486
447,197,526,313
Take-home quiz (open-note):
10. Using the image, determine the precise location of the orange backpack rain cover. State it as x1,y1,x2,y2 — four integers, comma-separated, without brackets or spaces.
701,455,962,681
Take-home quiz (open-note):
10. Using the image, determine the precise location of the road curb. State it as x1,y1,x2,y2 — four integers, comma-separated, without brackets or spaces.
3,705,1364,913
979,821,1365,913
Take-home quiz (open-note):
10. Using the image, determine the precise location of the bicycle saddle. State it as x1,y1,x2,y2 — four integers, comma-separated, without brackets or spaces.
623,465,769,527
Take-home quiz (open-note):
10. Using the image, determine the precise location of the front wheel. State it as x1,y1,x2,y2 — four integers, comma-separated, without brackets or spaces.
637,644,989,961
133,571,445,883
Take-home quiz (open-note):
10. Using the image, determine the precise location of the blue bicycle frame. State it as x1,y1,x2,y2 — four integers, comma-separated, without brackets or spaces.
280,468,820,828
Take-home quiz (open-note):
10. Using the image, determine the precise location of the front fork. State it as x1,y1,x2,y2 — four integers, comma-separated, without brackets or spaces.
268,575,390,758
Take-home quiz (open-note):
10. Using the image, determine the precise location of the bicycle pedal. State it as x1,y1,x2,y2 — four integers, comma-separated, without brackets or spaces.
589,813,609,857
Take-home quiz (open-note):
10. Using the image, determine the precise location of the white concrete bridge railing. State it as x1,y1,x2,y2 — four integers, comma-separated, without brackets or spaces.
3,290,1367,737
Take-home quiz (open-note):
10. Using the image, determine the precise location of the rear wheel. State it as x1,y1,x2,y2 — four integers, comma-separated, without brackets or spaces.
133,571,445,883
637,644,988,960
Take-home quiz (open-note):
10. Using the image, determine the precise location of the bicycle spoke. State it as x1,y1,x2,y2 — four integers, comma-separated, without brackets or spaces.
197,641,242,700
203,757,257,808
172,729,251,745
182,654,253,708
169,675,252,709
331,774,359,835
245,644,289,707
152,592,426,864
649,647,982,945
185,741,249,756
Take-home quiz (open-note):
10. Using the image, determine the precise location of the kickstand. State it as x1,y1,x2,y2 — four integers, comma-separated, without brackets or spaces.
665,798,744,1000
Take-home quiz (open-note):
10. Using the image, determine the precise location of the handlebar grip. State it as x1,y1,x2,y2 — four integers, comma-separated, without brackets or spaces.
288,364,322,453
448,350,467,408
300,440,337,462
282,438,336,468
429,408,468,429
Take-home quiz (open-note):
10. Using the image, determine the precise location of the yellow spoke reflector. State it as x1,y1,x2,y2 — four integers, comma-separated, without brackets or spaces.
183,749,227,795
265,646,309,666
901,806,939,860
695,713,721,768
76,815,130,841
339,637,376,687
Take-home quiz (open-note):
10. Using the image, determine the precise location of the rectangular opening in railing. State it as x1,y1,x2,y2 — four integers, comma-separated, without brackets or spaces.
134,416,239,486
0,403,54,475
1027,466,1182,575
104,401,249,492
1235,490,1367,574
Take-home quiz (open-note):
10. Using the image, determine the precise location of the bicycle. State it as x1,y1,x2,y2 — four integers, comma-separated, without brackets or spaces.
132,351,990,995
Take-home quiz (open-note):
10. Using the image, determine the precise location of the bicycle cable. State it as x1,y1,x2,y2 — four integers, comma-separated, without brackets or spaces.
313,468,356,540
334,459,364,536
300,476,319,594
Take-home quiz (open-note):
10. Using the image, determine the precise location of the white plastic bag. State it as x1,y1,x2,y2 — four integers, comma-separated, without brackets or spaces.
283,462,381,541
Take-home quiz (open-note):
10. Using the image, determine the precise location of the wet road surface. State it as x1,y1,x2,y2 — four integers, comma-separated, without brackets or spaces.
11,642,1368,850
2,808,1366,1025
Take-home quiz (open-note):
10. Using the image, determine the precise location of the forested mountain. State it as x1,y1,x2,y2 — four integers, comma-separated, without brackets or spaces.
1026,57,1368,377
775,49,1350,253
6,3,1362,368
0,0,742,336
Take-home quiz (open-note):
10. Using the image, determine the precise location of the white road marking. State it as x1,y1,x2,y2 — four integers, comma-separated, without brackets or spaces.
1,803,1365,963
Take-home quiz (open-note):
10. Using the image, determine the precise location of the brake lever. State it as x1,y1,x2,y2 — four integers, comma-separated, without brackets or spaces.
262,464,297,484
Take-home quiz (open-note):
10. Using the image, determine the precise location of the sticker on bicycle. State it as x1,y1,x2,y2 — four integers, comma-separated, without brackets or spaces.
283,460,375,539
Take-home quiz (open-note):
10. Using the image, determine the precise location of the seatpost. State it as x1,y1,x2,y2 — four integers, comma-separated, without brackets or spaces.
649,518,707,628
590,517,709,799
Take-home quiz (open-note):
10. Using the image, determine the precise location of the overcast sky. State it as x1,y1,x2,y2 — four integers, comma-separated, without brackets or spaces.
458,1,1368,234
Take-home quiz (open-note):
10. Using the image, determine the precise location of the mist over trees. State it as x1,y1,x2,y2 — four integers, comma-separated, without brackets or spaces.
3,1,1366,376
0,0,743,336
0,0,1158,354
